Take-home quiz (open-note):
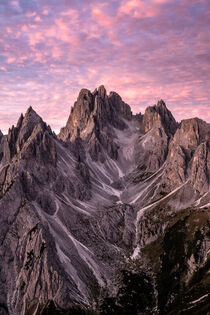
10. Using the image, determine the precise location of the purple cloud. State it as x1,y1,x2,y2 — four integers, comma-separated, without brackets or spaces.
0,0,209,133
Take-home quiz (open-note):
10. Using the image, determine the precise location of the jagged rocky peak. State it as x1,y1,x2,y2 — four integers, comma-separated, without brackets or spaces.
0,130,4,163
190,141,210,192
58,85,133,142
108,91,132,120
58,88,94,141
5,106,52,161
8,107,42,139
10,107,40,145
173,117,210,147
163,117,210,192
98,84,107,99
156,99,166,108
0,89,210,315
18,106,44,136
143,99,177,136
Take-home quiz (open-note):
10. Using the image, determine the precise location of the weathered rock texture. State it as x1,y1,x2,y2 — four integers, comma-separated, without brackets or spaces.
0,86,209,315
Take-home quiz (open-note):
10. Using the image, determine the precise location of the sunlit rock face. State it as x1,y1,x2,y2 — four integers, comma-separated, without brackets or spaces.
0,86,209,314
59,85,132,142
163,118,210,193
143,99,178,136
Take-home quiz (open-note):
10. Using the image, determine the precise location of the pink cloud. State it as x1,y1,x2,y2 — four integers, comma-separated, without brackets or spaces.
42,9,49,15
34,16,42,22
26,81,36,86
39,14,81,46
118,0,158,18
7,57,16,64
90,6,121,45
21,25,28,32
0,66,7,72
6,27,12,34
60,9,79,18
92,8,113,27
153,0,172,3
25,12,36,18
28,31,44,46
171,104,210,122
51,46,62,59
0,0,209,133
55,18,69,31
10,1,19,6
34,52,45,63
85,24,103,39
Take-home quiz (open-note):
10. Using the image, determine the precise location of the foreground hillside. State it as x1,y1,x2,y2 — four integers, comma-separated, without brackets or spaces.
0,86,209,314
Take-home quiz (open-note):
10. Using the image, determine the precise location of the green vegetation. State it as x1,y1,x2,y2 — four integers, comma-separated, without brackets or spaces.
0,303,8,314
142,206,210,314
100,270,155,314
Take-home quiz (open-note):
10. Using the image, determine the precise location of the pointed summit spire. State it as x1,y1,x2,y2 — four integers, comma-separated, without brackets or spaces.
59,85,132,142
98,85,107,99
143,100,177,136
157,99,166,108
24,106,39,120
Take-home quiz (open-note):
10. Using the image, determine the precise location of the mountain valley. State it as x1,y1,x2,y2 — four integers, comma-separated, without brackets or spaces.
0,86,209,314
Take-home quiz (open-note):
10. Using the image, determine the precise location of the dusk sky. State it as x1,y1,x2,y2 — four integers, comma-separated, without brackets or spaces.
0,0,210,133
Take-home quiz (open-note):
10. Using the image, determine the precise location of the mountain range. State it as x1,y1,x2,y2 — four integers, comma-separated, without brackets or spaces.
0,85,209,314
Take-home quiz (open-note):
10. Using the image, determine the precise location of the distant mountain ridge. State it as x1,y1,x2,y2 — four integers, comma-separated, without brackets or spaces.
0,86,209,314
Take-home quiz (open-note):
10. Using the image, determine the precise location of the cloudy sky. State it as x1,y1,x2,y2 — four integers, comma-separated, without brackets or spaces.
0,0,210,133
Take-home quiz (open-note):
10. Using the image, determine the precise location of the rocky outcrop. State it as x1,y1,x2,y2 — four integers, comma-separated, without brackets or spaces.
143,99,177,136
0,186,86,315
108,91,132,121
100,204,136,248
20,125,57,167
135,100,178,172
0,86,209,314
58,86,130,142
190,141,210,193
0,130,5,163
58,86,132,162
0,107,53,167
173,117,210,147
141,206,210,315
138,125,169,172
59,88,94,141
163,118,210,192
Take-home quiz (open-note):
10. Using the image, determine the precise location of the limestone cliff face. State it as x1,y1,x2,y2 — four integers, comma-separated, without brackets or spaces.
190,141,210,193
0,87,209,315
59,85,132,142
163,118,210,192
173,118,210,147
59,88,94,141
58,86,132,162
143,99,177,136
136,100,178,172
0,108,95,314
0,130,5,164
137,124,169,172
